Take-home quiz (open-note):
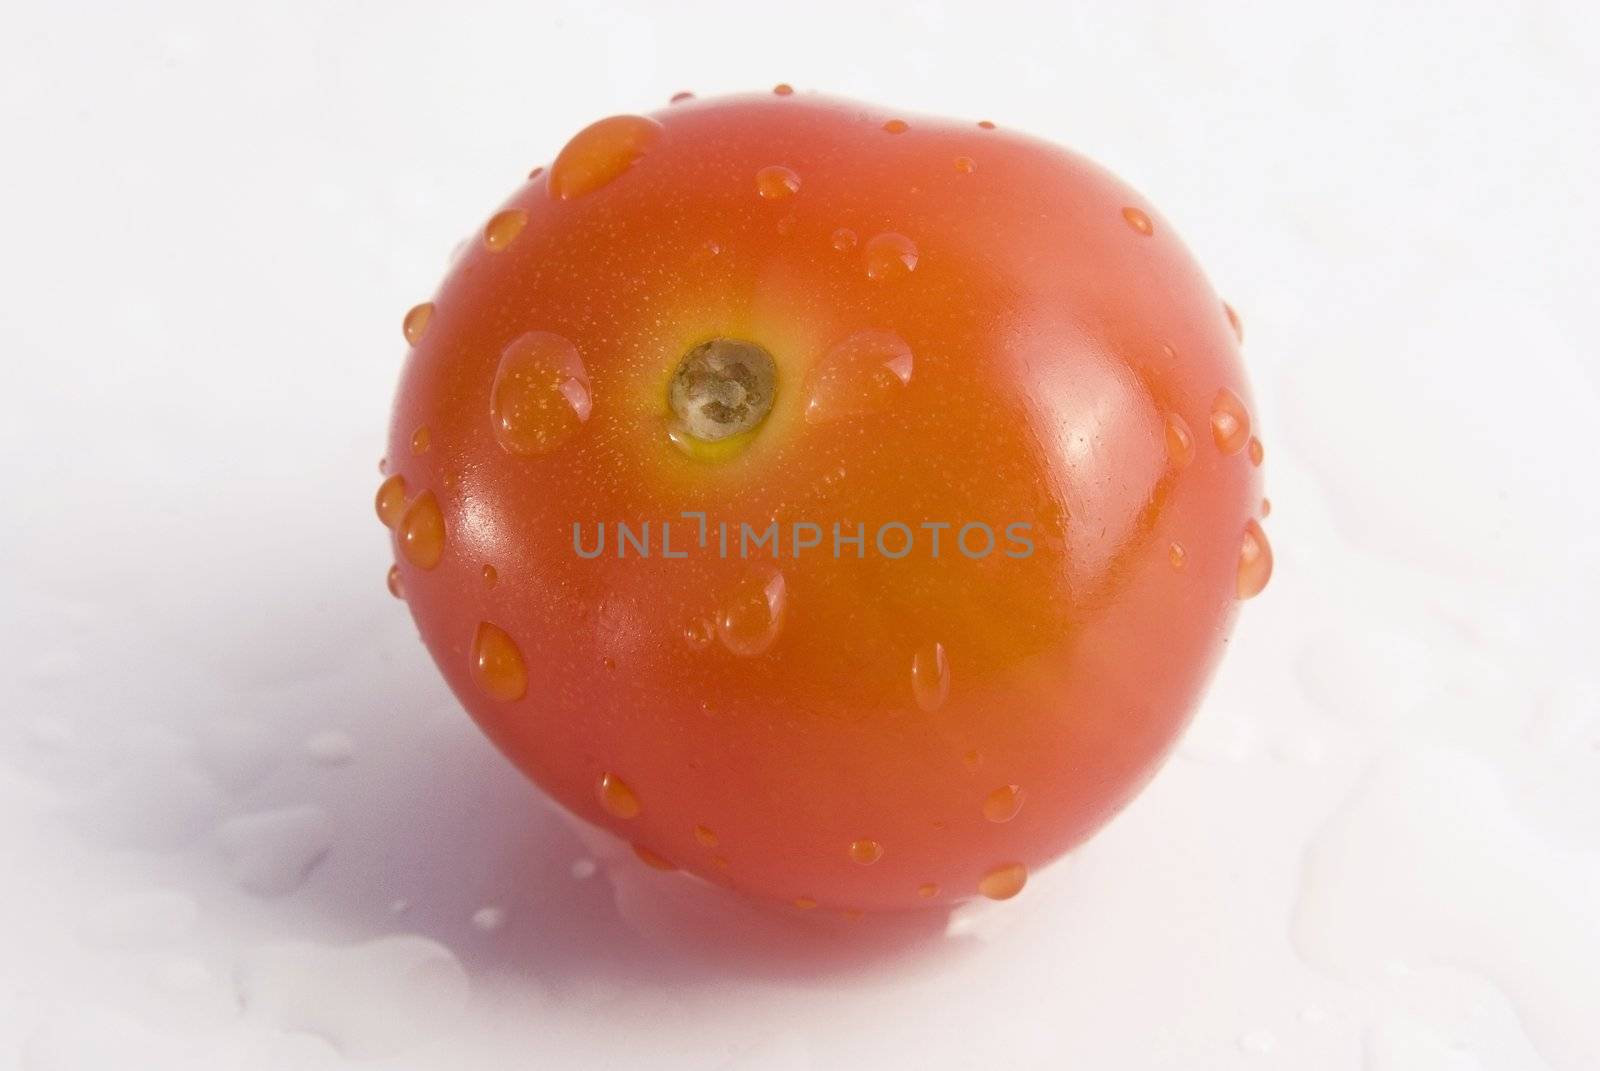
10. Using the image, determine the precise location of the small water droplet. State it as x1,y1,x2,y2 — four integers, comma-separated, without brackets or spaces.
490,330,592,456
548,114,662,200
470,622,527,701
375,474,408,528
683,617,714,650
803,329,914,425
1168,542,1186,570
917,883,939,898
794,896,817,910
978,862,1027,900
305,730,355,766
842,908,865,921
693,825,719,848
863,232,918,281
482,563,498,587
882,118,908,134
1261,497,1272,518
848,839,883,865
911,641,951,712
773,83,794,96
527,165,545,180
597,772,641,819
831,227,858,252
1210,388,1252,454
1121,206,1153,235
963,749,983,770
402,302,434,344
983,785,1025,823
755,164,801,200
669,91,694,104
385,564,404,598
398,491,444,569
632,844,676,870
977,119,996,129
571,857,597,879
1224,301,1244,342
954,156,976,173
1237,519,1273,599
1164,412,1195,468
471,906,506,932
698,237,724,259
410,426,430,454
1248,436,1264,466
717,569,787,656
218,805,334,897
483,208,527,251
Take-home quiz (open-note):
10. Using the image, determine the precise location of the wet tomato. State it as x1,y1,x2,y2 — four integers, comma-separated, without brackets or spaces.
379,89,1270,913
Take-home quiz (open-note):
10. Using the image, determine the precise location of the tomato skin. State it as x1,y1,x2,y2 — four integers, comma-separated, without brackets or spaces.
383,92,1267,912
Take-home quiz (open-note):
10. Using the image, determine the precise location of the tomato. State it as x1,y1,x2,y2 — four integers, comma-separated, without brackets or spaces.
379,88,1270,914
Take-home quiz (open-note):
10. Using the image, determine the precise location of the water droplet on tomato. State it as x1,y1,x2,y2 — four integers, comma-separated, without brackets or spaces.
694,825,719,848
963,749,983,770
548,114,662,200
978,862,1027,900
911,641,951,712
1261,497,1272,518
402,303,433,344
527,165,545,180
1121,206,1153,235
794,896,817,910
375,475,408,528
882,118,908,134
483,208,526,251
410,426,430,454
1248,436,1264,466
470,622,526,702
849,839,883,865
398,492,444,569
977,120,996,130
954,156,976,173
597,773,641,819
717,570,787,657
632,844,676,871
386,564,404,598
831,227,858,252
983,785,1025,823
1210,388,1252,455
1168,542,1187,571
482,563,498,587
917,883,939,899
490,331,592,456
772,83,794,96
669,91,693,104
1224,302,1244,342
1237,519,1273,599
755,164,801,200
803,329,914,425
1164,412,1195,468
864,232,918,281
683,617,714,650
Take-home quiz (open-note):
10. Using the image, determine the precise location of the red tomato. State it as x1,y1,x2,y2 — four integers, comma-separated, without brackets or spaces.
379,89,1270,913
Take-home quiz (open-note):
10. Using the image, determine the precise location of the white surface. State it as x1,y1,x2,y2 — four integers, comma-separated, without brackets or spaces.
3,2,1598,1068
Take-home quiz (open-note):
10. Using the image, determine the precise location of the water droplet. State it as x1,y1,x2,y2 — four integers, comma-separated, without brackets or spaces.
470,906,506,932
1168,542,1186,571
597,772,641,819
963,749,983,770
385,564,404,598
375,474,408,527
1237,519,1273,599
794,896,817,910
954,156,976,173
1210,388,1251,454
490,330,592,455
978,862,1027,900
830,227,858,252
1248,436,1264,466
803,329,914,425
717,569,787,657
483,208,527,251
548,114,662,200
1261,497,1272,518
410,426,430,454
693,825,719,848
882,118,909,134
305,730,355,766
683,617,714,650
236,935,468,1060
570,857,597,879
755,164,801,200
863,232,918,280
977,119,996,129
1164,412,1195,468
402,302,433,344
632,844,676,870
697,238,724,259
712,855,730,870
217,805,334,897
1224,301,1244,342
1121,206,1153,235
983,785,1025,823
848,839,883,865
470,622,527,702
917,883,939,898
911,641,951,712
481,563,498,587
669,90,693,104
397,491,444,569
527,165,545,180
773,83,794,96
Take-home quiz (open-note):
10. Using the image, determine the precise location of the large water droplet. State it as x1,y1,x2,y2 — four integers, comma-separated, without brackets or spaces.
217,805,334,897
470,621,527,701
1210,388,1252,455
864,232,918,281
848,839,884,865
717,570,787,656
490,330,592,456
803,329,913,425
402,302,433,345
1237,519,1274,599
982,784,1025,823
911,641,951,712
483,208,527,251
398,491,444,569
410,426,430,454
548,114,662,200
375,474,408,528
755,164,801,200
978,862,1027,900
385,564,404,598
597,772,642,819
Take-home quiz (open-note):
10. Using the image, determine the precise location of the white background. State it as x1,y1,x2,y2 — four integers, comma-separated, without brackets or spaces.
3,1,1598,1068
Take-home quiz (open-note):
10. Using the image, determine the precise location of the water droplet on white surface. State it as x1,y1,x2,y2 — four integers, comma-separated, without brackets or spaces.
303,729,355,766
235,935,469,1060
217,805,333,897
80,889,198,948
471,905,507,932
